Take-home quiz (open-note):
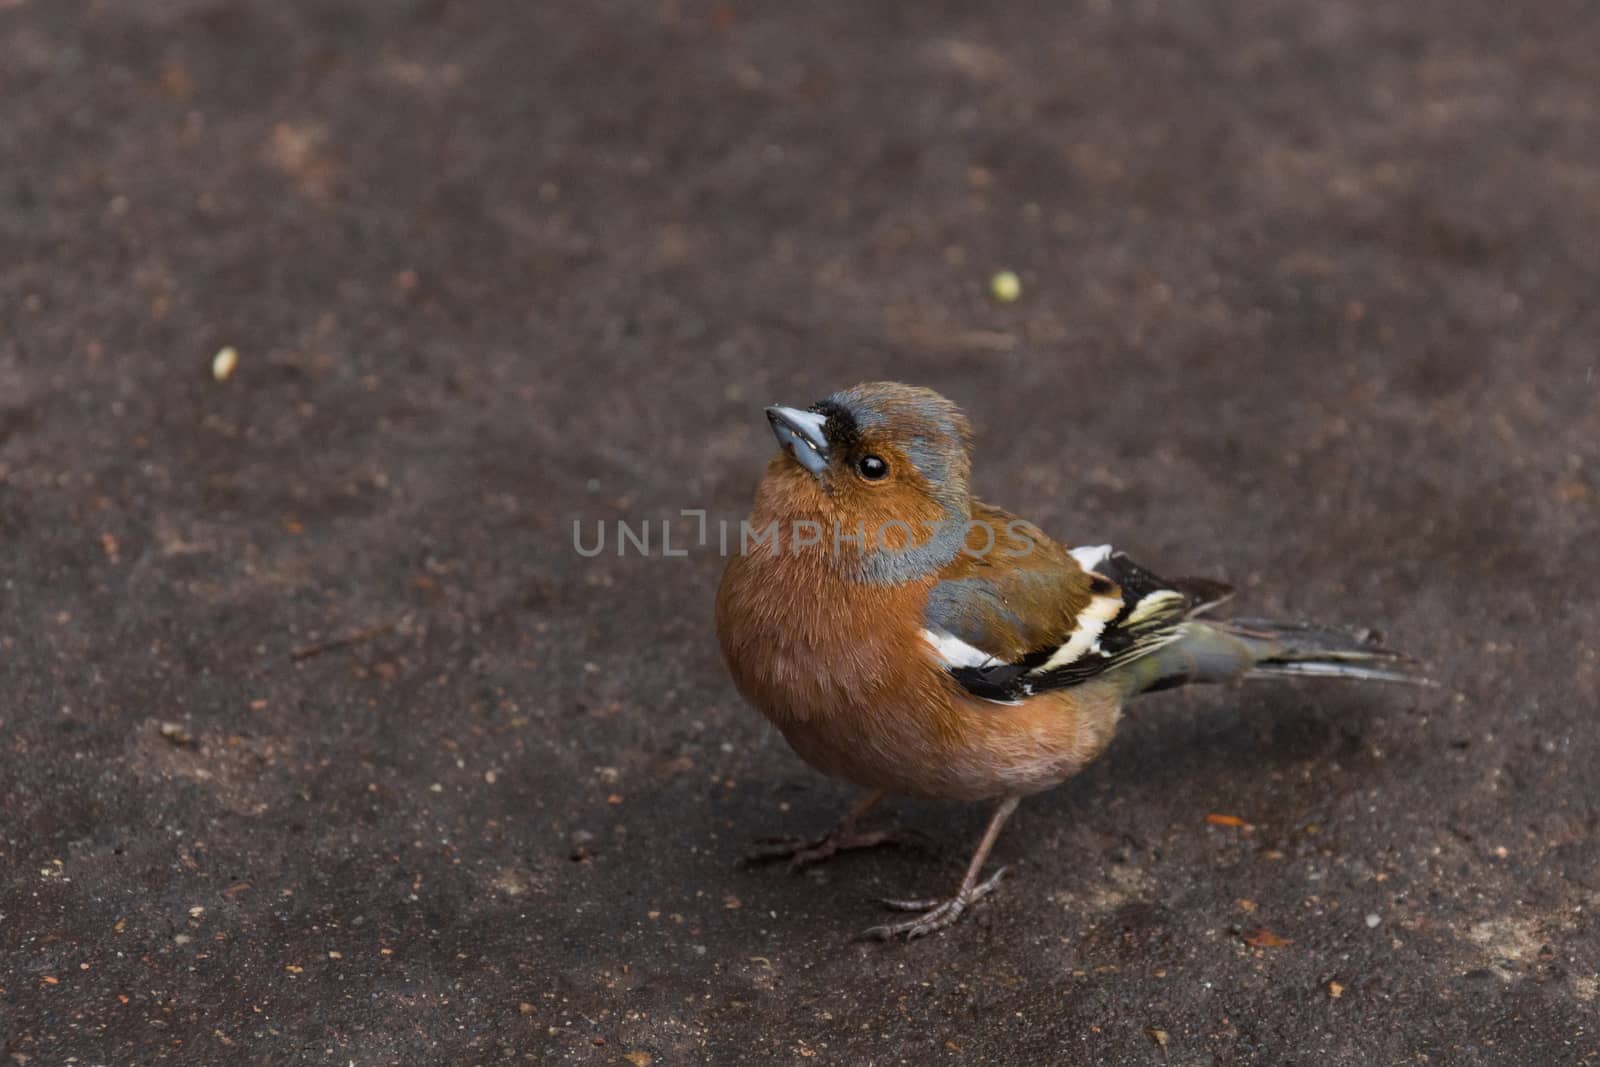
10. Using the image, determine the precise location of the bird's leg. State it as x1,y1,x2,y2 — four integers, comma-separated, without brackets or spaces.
744,788,912,872
862,795,1021,941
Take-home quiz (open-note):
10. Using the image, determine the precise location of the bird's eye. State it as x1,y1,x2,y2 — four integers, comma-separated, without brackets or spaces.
857,454,889,480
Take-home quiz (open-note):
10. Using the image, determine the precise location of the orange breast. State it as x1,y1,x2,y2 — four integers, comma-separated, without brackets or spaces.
716,550,1126,801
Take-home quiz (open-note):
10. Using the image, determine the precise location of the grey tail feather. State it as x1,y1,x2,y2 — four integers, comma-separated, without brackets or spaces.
1118,617,1435,696
1223,617,1436,687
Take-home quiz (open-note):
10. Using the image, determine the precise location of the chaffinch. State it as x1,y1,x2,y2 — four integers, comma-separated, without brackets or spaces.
716,382,1427,940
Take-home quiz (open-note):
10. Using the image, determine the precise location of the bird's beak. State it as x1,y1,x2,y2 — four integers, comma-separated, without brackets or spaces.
766,405,830,477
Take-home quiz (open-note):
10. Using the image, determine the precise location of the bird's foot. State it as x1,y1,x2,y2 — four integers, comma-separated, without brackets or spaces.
743,825,921,873
860,866,1009,941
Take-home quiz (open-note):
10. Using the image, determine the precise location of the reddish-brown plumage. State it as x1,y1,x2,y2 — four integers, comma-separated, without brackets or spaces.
715,401,1123,803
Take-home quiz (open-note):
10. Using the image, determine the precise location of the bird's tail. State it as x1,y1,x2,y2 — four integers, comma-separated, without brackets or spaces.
1120,617,1434,696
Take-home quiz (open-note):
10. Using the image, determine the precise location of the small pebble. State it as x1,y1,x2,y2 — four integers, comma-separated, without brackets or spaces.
1365,913,1381,928
212,346,239,382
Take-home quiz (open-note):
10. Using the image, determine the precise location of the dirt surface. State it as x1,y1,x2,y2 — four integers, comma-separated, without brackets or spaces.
4,1,1599,1063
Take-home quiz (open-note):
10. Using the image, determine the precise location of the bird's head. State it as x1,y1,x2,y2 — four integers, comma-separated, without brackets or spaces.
754,382,974,582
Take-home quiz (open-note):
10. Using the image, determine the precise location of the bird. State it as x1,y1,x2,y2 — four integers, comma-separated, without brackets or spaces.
715,381,1429,940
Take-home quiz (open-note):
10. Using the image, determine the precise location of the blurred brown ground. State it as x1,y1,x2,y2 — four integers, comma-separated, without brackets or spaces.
3,1,1598,1062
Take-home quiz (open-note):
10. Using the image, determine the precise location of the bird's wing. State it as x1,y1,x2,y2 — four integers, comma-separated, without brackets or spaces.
922,503,1232,703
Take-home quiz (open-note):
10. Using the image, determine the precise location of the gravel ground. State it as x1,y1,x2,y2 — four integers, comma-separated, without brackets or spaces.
3,1,1599,1063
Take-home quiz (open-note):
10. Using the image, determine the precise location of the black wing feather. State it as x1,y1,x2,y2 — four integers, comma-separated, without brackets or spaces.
946,551,1231,701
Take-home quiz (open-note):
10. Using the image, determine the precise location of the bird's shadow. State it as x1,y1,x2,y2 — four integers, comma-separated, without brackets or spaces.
732,681,1421,877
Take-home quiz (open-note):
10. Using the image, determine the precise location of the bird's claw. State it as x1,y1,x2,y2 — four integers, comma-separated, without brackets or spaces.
742,825,918,871
740,833,841,871
860,866,1009,940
